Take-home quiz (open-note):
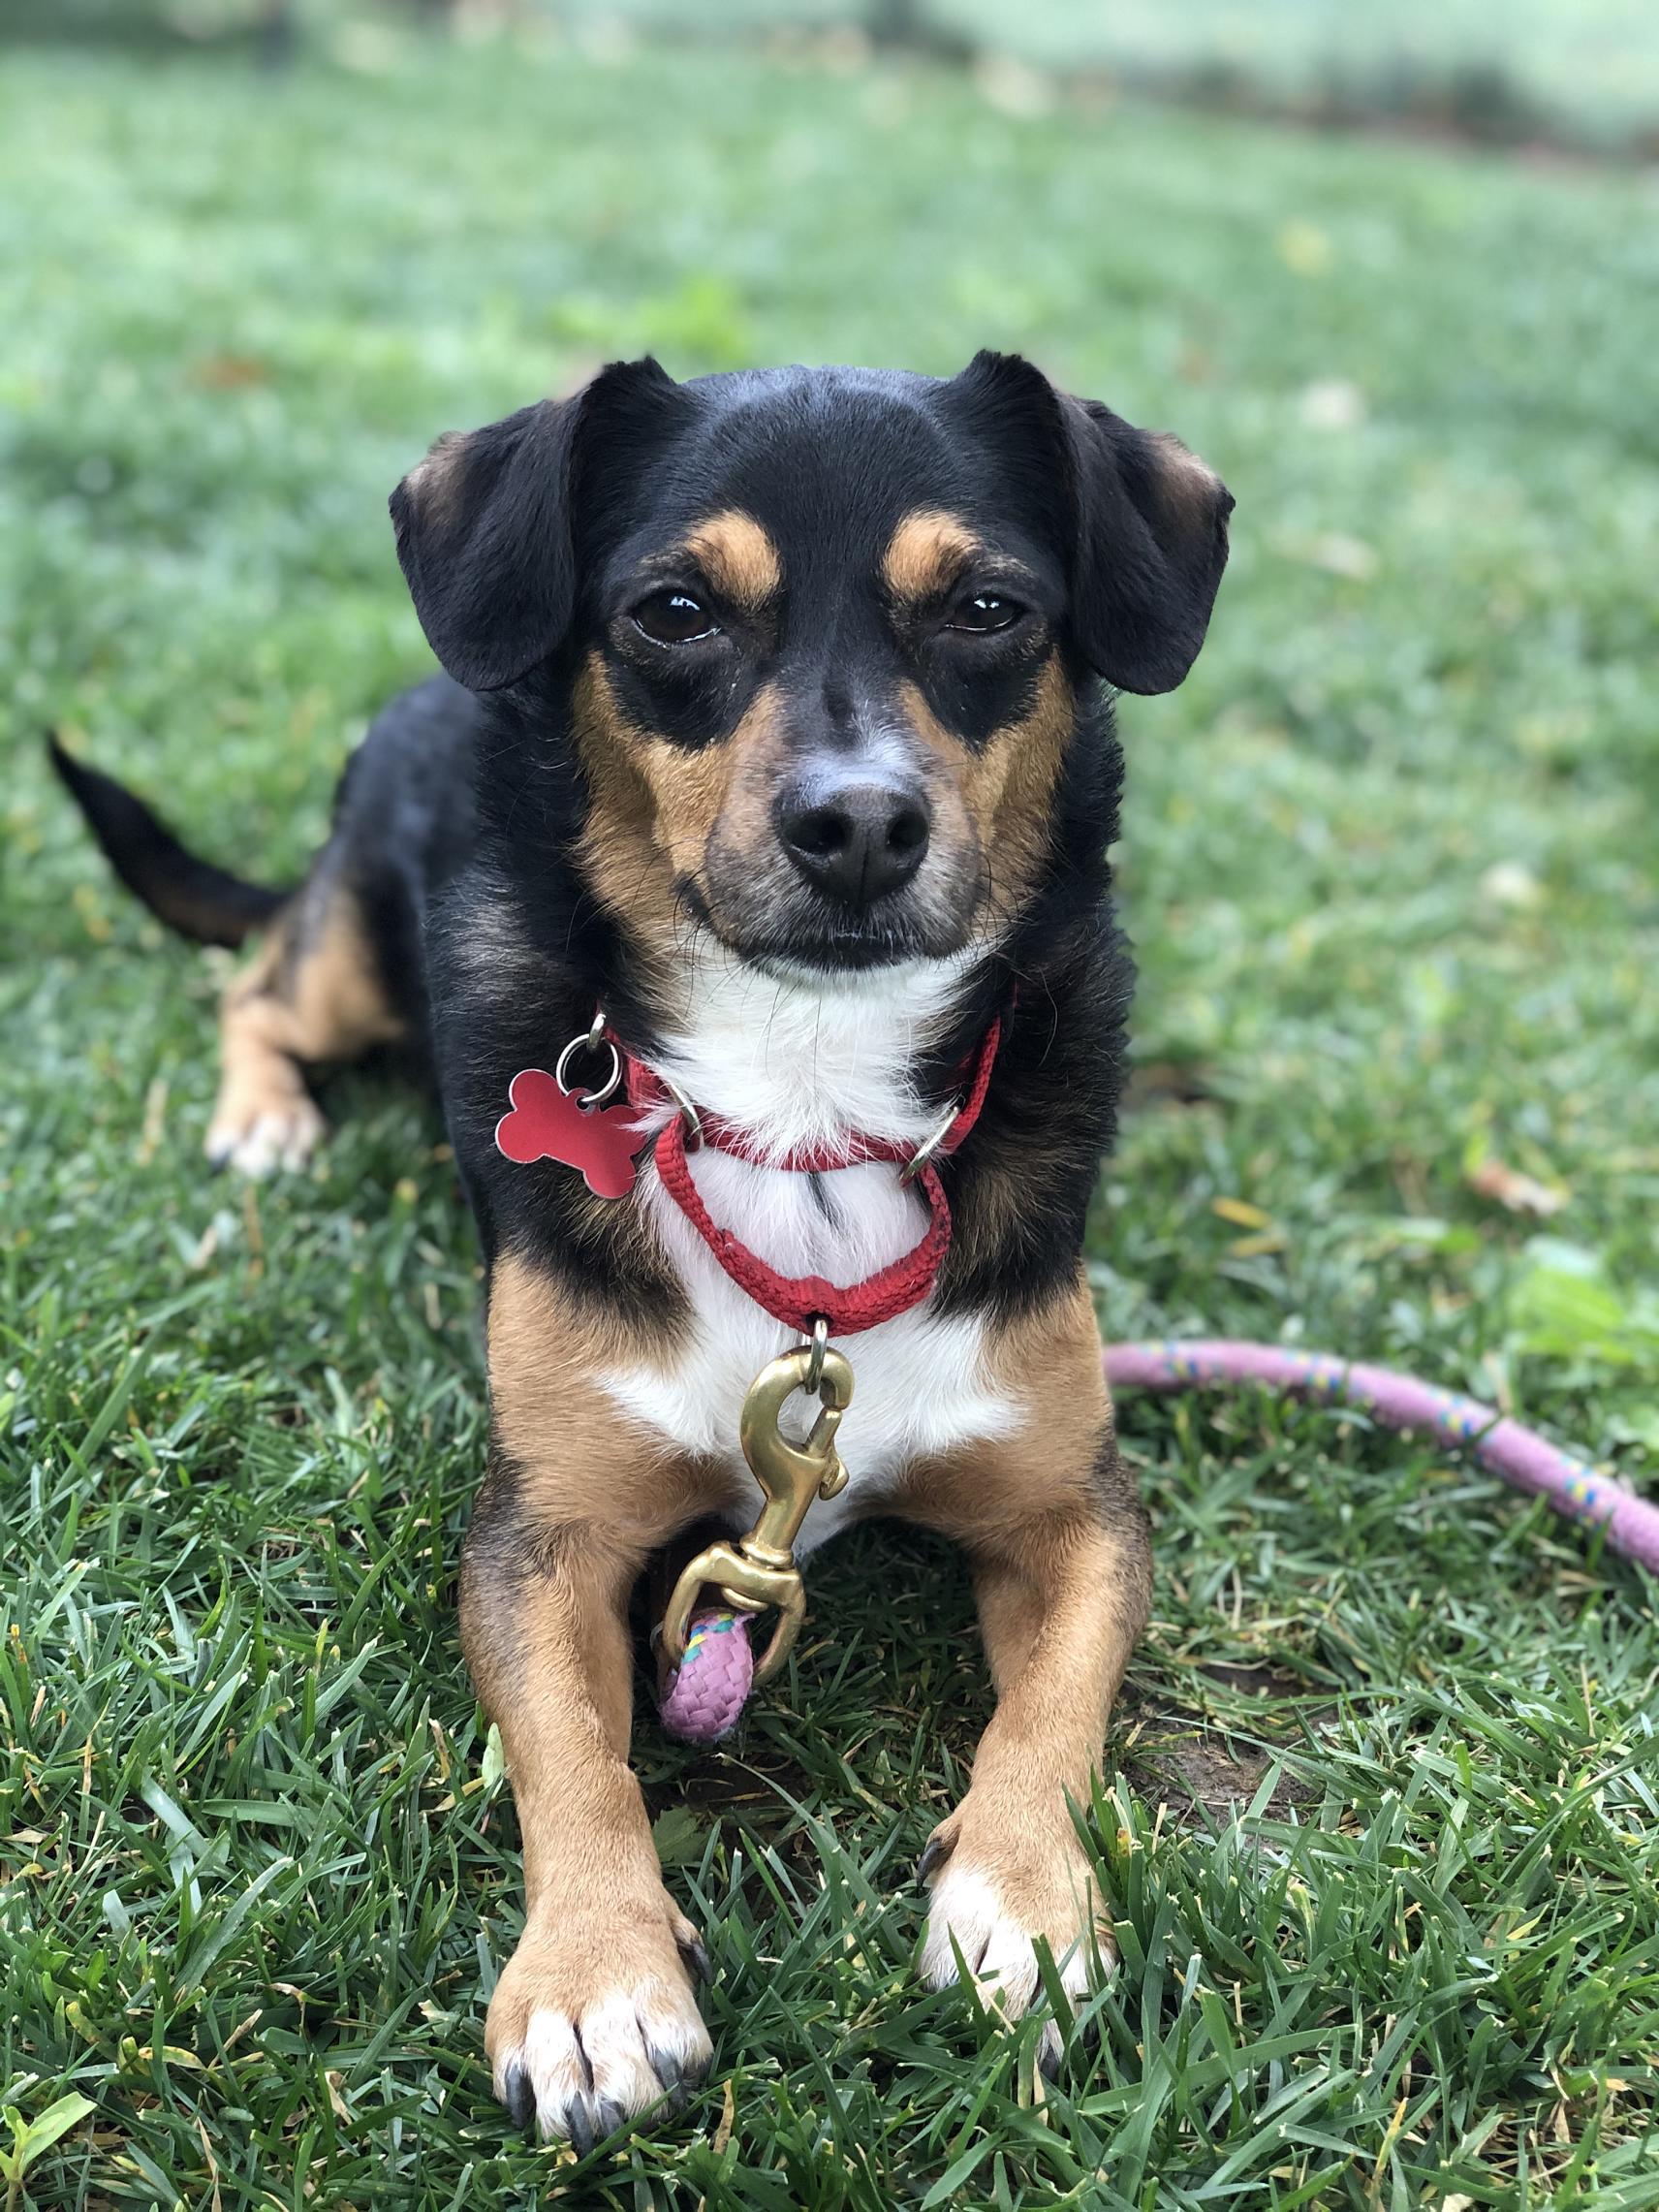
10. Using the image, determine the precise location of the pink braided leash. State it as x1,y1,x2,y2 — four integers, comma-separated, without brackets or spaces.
1103,1340,1659,1572
656,1341,1656,1745
658,1608,755,1745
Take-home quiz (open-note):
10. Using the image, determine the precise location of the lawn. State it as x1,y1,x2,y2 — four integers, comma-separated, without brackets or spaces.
3,28,1658,2211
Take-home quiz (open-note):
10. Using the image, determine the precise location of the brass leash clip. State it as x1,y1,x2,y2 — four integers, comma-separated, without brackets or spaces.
661,1332,854,1686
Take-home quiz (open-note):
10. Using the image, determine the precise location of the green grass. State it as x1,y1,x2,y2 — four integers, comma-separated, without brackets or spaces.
3,33,1658,2211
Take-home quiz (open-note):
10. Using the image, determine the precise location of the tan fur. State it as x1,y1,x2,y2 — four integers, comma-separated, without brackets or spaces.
897,1273,1110,1541
573,656,790,965
1149,430,1223,515
635,683,787,884
683,510,782,611
882,508,981,603
486,1251,735,1543
207,890,404,1161
899,656,1074,930
903,1277,1149,1987
569,657,694,961
922,1505,1135,1979
465,1252,740,2077
403,429,469,525
461,1513,705,2082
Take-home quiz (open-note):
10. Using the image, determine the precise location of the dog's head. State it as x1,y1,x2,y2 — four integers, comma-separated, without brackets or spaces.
392,354,1231,976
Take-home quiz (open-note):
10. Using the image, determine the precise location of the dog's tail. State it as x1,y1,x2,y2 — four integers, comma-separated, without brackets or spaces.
48,735,291,949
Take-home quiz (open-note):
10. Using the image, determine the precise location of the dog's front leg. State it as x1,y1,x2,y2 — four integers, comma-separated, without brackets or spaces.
907,1318,1151,2069
464,1254,723,2145
461,1495,712,2144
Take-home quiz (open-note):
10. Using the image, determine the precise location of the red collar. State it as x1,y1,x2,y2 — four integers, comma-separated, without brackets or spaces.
636,1017,1002,1338
494,1013,1006,1340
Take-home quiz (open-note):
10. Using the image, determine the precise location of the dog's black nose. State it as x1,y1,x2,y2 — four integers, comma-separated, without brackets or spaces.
776,773,931,910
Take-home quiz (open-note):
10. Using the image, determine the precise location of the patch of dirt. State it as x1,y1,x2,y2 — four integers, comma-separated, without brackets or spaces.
1125,1730,1299,1824
1116,1664,1329,1825
1121,1059,1217,1109
1196,1659,1309,1702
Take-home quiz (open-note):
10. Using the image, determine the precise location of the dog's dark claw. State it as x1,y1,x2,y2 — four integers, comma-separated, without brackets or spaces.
677,1933,713,1985
917,1833,950,1886
646,2041,684,2093
501,2061,535,2133
592,2095,625,2142
567,2101,596,2158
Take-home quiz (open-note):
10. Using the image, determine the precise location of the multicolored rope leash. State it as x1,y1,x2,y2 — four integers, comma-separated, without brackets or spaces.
656,1610,755,1745
662,1341,1656,1745
1103,1340,1659,1571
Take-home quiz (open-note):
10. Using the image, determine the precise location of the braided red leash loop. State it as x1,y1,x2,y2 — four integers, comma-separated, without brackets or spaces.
637,1016,1002,1337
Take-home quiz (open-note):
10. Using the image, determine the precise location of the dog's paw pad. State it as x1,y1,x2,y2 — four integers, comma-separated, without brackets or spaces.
205,1099,327,1177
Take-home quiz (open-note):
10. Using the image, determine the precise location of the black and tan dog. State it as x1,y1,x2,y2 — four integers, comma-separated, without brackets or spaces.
55,352,1231,2145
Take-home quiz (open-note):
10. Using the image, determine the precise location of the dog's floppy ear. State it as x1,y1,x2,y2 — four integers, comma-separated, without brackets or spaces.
1062,394,1234,693
955,350,1234,695
390,357,678,692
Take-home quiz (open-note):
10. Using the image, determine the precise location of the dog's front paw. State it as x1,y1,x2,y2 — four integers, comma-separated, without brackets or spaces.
919,1806,1114,2072
487,1893,712,2147
204,1094,327,1177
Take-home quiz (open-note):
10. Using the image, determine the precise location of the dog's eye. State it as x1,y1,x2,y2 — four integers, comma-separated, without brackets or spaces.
633,589,721,646
946,591,1022,634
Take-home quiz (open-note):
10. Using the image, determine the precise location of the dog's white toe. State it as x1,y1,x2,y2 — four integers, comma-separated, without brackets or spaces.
921,1856,1107,2066
205,1098,326,1177
493,1974,710,2147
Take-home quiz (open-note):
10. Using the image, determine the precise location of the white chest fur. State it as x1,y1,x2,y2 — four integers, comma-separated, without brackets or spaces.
597,949,1021,1551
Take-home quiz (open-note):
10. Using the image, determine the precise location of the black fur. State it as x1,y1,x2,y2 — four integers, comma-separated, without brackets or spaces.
60,354,1231,1336
389,360,696,694
48,734,290,947
951,351,1234,695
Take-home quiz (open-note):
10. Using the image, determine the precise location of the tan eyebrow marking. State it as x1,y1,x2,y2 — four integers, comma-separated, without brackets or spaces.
681,510,782,611
882,509,982,603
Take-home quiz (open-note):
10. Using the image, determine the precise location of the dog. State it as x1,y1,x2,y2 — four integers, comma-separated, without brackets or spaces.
54,351,1232,2146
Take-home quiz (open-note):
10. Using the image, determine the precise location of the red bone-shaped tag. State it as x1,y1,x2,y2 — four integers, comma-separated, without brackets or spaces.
494,1069,648,1200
